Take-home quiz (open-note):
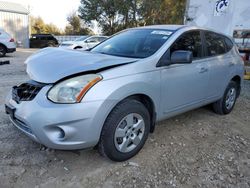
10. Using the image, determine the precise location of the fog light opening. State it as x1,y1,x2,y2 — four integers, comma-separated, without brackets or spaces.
57,127,66,140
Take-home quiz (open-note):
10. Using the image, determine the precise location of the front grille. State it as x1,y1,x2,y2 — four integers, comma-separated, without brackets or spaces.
12,81,45,103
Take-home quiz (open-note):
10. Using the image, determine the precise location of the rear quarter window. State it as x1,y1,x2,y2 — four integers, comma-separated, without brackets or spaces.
204,32,227,57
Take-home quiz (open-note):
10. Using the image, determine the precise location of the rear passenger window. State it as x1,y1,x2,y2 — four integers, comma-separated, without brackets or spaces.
170,31,202,59
205,32,227,56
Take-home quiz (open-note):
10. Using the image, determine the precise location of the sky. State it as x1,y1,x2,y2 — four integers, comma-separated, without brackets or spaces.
7,0,81,29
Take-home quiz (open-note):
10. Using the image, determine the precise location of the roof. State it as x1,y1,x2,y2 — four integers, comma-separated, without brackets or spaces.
0,1,29,15
135,25,187,31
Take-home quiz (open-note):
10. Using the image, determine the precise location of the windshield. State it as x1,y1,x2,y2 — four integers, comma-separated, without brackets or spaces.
75,36,89,41
91,29,173,58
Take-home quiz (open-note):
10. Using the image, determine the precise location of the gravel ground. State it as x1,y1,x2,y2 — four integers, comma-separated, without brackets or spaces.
0,49,250,188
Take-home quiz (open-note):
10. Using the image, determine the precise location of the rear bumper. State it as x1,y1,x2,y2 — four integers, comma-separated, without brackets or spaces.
7,48,16,53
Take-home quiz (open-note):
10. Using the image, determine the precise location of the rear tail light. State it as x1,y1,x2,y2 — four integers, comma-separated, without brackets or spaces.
9,38,15,42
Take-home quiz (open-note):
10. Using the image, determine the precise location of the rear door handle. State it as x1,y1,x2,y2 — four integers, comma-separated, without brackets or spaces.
199,67,208,73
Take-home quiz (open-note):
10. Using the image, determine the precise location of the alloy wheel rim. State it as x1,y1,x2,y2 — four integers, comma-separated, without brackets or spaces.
225,87,236,110
114,113,145,153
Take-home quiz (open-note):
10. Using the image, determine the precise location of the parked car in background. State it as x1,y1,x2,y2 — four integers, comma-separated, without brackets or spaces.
30,34,58,48
59,35,108,50
0,29,16,57
5,25,244,161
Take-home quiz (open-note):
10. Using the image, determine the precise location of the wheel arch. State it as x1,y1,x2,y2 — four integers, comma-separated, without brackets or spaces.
122,94,156,133
0,43,7,56
86,77,161,145
231,75,241,84
231,75,241,97
94,92,157,149
0,43,7,49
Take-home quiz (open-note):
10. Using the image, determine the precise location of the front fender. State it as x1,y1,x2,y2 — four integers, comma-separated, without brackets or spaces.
82,71,161,139
84,71,161,111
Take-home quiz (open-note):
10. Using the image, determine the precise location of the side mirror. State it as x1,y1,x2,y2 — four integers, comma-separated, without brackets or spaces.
171,50,193,64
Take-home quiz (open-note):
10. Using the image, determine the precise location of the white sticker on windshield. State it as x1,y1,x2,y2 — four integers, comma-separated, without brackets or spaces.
151,30,173,35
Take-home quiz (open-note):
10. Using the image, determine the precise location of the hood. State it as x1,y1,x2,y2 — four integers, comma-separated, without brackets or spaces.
26,48,137,83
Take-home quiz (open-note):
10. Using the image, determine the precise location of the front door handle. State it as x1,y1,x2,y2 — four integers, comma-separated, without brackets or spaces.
199,67,208,73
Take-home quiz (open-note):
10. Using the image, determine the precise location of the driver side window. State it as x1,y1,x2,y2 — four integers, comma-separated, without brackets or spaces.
170,31,202,59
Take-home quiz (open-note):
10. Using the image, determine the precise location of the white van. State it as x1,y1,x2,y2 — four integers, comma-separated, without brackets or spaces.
0,29,16,57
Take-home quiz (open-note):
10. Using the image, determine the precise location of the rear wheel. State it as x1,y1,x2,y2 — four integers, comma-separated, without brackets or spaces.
98,99,150,161
47,42,56,47
0,45,7,57
212,81,238,115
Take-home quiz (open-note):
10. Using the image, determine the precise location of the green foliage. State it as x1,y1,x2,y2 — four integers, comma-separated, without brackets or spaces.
79,0,120,35
79,0,186,35
31,0,186,36
64,12,94,35
141,0,186,25
30,16,62,35
30,14,94,36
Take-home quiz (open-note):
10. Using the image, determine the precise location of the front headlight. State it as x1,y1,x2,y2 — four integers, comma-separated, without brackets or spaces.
48,74,102,103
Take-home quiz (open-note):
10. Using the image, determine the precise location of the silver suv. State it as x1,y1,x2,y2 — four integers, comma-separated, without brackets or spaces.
5,25,244,161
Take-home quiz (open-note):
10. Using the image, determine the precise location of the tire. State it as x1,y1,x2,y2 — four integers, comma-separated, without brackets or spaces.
98,99,150,161
47,43,55,47
0,44,7,57
212,81,238,115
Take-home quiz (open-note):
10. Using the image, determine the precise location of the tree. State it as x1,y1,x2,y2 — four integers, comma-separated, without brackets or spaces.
65,12,94,35
79,0,122,35
78,0,186,35
140,0,186,25
30,16,62,35
79,0,143,35
30,16,47,34
45,23,62,35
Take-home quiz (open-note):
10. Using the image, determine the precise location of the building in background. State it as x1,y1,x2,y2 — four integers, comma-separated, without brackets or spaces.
185,0,250,36
185,0,250,55
0,1,29,48
185,0,250,68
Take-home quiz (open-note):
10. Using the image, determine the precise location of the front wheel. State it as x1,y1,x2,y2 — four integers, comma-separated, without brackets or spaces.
98,99,150,161
212,81,238,115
